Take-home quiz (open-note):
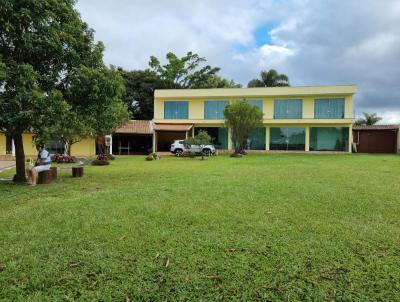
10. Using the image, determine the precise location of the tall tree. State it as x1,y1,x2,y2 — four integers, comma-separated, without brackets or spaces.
0,0,128,182
248,69,290,87
149,52,221,89
354,112,382,126
224,100,263,155
120,52,241,119
119,69,162,120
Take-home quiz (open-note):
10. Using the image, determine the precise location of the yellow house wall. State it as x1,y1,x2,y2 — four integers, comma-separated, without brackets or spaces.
23,133,37,157
0,134,6,155
154,94,354,122
70,139,96,157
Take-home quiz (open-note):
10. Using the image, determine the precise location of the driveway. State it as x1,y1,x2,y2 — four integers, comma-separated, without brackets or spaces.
0,161,15,172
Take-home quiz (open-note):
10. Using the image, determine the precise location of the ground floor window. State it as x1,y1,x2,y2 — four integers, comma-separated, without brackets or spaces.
195,127,228,149
310,127,349,151
270,127,306,151
247,128,266,150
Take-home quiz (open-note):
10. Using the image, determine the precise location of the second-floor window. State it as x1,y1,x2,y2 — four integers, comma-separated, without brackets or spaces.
247,99,263,114
164,101,188,119
314,98,345,118
274,99,303,119
204,100,228,119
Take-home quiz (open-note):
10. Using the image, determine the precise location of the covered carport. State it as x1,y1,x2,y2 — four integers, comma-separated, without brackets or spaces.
153,123,193,152
112,120,153,155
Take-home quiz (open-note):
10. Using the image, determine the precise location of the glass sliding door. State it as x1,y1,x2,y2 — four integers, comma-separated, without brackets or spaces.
195,127,228,149
310,127,349,151
247,128,266,150
270,127,306,151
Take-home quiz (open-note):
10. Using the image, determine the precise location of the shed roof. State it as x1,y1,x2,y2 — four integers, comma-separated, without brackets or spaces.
114,120,152,134
154,123,193,132
353,124,399,130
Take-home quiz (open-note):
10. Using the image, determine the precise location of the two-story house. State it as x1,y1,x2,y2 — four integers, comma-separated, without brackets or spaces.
153,85,356,152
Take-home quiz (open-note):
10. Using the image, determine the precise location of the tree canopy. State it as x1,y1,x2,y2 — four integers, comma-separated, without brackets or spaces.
120,52,241,119
224,100,263,154
0,0,128,182
248,69,290,87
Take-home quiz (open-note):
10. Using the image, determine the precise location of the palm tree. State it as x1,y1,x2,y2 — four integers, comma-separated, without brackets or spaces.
247,69,290,87
354,112,382,125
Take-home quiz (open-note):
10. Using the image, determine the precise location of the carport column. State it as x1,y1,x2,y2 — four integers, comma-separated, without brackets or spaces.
265,127,270,151
191,127,194,138
152,132,157,152
305,126,310,152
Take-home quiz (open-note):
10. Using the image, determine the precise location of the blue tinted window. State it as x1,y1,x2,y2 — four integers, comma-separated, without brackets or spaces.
164,101,188,119
274,99,302,118
247,100,263,113
315,98,344,118
204,100,228,119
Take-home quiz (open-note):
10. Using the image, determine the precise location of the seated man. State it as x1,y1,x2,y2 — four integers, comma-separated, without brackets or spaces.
27,145,52,186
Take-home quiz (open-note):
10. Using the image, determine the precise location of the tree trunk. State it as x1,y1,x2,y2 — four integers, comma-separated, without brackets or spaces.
13,133,27,183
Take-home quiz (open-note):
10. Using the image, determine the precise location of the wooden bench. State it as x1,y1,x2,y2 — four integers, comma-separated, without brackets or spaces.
38,167,57,184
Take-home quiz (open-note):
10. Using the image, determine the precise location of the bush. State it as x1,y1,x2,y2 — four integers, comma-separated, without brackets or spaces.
230,153,242,158
145,153,160,161
51,154,78,163
145,155,153,161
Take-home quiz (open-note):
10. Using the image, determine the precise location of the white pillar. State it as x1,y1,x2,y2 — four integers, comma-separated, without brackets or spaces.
265,127,270,151
152,132,157,153
348,126,353,153
109,135,113,155
11,139,15,156
305,126,310,151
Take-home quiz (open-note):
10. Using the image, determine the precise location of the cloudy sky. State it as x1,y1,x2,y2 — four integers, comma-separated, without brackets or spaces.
76,0,400,123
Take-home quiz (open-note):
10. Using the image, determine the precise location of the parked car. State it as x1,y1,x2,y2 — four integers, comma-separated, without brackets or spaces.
170,140,216,156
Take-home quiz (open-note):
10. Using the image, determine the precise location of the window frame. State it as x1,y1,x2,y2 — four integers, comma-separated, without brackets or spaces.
204,100,228,119
273,99,303,119
314,98,345,119
163,100,189,119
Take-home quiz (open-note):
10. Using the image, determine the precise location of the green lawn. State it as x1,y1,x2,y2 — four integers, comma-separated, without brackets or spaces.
0,154,399,301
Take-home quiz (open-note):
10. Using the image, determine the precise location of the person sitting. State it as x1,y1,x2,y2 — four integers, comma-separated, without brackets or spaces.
27,145,52,186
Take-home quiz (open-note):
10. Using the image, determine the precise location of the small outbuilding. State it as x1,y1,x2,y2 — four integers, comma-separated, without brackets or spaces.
353,125,399,153
112,120,153,155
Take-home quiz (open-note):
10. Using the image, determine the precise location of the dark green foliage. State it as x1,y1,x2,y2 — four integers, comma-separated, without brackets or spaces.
118,69,162,120
120,52,241,119
224,101,263,154
248,69,290,87
0,0,128,180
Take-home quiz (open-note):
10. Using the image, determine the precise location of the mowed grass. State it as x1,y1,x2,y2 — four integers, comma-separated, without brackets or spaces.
0,154,400,301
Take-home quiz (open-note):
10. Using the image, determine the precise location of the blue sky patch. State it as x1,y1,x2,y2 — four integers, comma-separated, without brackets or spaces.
253,22,277,46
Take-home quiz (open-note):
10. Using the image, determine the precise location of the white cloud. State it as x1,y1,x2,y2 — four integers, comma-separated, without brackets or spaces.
76,0,400,123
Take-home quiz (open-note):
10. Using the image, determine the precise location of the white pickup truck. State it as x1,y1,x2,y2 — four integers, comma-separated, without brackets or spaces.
170,140,216,156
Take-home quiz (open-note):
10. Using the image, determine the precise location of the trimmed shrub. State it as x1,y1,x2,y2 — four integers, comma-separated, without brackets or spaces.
51,154,78,163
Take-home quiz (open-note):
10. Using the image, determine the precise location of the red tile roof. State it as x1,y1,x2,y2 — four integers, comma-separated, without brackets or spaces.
114,120,152,134
353,124,399,130
154,123,193,131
